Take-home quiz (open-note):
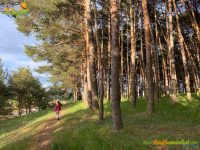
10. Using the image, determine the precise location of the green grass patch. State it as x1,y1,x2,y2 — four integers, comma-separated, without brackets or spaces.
0,95,200,150
0,109,54,149
51,95,200,150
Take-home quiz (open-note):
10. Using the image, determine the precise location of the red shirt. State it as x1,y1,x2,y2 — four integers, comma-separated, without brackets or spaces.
54,104,61,112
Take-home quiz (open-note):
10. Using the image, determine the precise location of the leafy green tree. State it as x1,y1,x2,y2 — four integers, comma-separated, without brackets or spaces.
15,0,83,100
8,67,47,115
31,79,48,111
0,59,12,115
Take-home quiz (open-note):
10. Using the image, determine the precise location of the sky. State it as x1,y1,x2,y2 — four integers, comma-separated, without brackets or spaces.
0,13,50,87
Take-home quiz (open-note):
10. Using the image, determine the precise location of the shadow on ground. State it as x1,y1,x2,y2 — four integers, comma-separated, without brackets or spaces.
51,95,200,150
1,95,200,150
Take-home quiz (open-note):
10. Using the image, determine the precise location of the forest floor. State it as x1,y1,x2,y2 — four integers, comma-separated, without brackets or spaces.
0,94,200,150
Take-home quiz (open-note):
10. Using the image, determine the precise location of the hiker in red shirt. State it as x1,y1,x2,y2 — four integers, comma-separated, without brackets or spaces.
54,100,62,120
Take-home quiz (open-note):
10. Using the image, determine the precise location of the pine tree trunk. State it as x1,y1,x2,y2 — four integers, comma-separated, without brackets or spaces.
126,10,130,100
180,0,200,43
164,3,170,95
18,96,22,116
99,6,104,121
183,41,200,95
173,0,191,100
82,52,88,105
94,0,101,98
139,8,146,98
120,30,124,98
29,105,31,114
107,14,111,102
84,0,99,110
84,0,93,109
130,0,137,107
153,0,160,102
83,52,92,108
73,87,77,102
110,0,123,130
168,0,177,101
142,0,155,114
81,19,91,107
187,0,200,42
159,37,169,95
73,90,76,102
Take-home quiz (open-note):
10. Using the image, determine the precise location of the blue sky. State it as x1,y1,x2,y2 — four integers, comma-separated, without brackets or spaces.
0,13,49,87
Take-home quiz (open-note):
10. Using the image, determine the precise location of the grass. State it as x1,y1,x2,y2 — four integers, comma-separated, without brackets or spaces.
0,109,54,150
0,95,200,150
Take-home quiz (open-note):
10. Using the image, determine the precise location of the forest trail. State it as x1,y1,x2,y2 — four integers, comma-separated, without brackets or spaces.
29,117,57,150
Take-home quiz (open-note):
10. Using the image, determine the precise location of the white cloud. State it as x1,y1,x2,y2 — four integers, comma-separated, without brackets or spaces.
1,53,49,84
0,13,49,85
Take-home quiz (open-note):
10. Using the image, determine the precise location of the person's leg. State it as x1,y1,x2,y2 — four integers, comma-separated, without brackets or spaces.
56,112,59,120
57,111,60,120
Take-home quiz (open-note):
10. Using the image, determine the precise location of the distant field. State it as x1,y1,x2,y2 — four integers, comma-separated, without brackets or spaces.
0,95,199,150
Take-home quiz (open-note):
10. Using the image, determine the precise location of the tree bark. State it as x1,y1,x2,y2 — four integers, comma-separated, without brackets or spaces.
126,7,130,100
120,30,124,98
99,5,104,121
159,37,169,95
130,0,137,108
94,0,101,98
142,0,155,114
84,0,99,110
153,0,160,102
139,7,146,98
168,0,177,101
82,51,91,108
186,0,200,42
110,0,123,130
173,0,191,100
107,13,111,102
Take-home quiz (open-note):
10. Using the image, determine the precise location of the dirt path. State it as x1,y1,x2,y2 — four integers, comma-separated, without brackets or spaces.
30,117,57,150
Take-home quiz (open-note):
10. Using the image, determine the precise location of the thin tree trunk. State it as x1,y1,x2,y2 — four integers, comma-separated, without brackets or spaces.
120,30,124,98
183,41,200,95
164,2,170,95
142,0,155,114
179,0,200,43
81,19,91,107
186,0,200,42
126,7,130,100
94,0,101,98
84,2,93,109
73,85,78,102
99,5,104,121
110,0,123,130
18,96,22,116
29,105,31,114
168,0,177,101
173,0,191,100
26,107,28,115
84,0,99,110
74,90,76,102
175,4,200,88
153,0,160,102
159,37,169,95
99,34,104,121
139,7,146,98
107,14,111,102
130,0,137,108
83,51,92,108
81,52,87,104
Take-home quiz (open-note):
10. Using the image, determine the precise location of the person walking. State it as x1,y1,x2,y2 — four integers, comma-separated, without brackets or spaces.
54,100,62,120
